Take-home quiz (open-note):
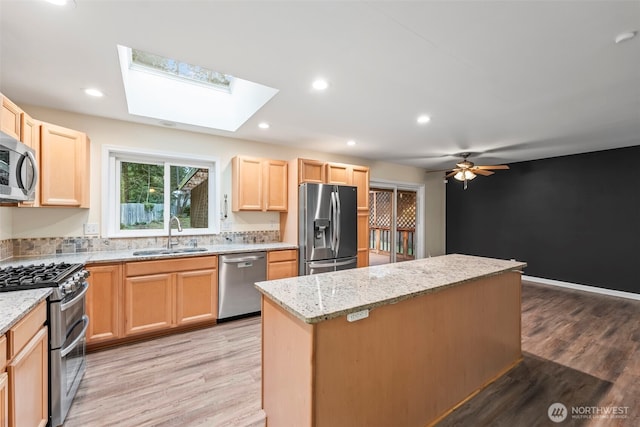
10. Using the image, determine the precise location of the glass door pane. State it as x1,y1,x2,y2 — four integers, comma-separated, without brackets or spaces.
396,190,417,263
369,188,417,265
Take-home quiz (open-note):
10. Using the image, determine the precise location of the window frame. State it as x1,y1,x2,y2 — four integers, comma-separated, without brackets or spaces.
102,145,220,238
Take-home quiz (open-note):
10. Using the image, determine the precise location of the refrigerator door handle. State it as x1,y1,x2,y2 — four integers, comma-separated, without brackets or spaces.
333,258,356,267
330,191,337,254
335,189,341,255
308,260,336,268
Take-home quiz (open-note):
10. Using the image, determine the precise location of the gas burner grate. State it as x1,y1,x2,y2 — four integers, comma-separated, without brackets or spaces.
0,262,84,292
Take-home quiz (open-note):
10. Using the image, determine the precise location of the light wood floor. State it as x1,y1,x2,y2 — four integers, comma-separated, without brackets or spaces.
64,282,639,426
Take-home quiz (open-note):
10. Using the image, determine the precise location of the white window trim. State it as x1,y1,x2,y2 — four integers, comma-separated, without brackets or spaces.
102,145,220,238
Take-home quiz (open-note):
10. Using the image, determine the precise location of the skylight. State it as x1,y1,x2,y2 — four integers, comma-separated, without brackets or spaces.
117,45,279,132
130,48,233,92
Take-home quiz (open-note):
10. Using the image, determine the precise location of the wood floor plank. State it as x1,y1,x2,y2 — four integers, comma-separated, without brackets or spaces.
64,281,639,426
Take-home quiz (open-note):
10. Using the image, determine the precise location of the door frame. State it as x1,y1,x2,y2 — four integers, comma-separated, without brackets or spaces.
369,178,425,261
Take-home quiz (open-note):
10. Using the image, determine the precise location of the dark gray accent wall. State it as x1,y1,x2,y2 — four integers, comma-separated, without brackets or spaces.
446,145,640,294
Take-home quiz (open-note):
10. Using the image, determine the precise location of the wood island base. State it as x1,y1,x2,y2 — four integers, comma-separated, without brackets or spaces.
261,271,522,427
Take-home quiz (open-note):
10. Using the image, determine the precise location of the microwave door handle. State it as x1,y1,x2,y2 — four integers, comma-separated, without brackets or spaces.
60,315,89,357
15,150,38,197
24,150,38,196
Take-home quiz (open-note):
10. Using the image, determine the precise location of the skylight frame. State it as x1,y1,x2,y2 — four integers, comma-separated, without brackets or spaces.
129,48,234,93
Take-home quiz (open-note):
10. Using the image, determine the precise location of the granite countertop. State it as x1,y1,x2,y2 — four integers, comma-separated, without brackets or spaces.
0,242,298,268
255,254,527,324
0,242,297,336
0,288,52,335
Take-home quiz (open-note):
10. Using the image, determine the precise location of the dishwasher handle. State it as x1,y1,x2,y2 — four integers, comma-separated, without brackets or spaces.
222,254,265,264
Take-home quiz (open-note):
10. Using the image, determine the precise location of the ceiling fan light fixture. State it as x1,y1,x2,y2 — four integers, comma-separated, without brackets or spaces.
453,170,476,181
615,31,637,44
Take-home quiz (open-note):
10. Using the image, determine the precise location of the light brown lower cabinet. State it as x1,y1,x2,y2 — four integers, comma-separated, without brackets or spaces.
86,264,122,344
267,249,298,280
6,301,48,427
0,335,7,427
124,256,218,337
0,371,7,427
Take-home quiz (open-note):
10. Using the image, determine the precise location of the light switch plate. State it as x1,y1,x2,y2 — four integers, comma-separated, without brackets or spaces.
83,223,99,235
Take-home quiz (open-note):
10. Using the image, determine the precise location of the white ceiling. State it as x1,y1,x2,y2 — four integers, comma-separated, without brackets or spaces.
1,0,639,171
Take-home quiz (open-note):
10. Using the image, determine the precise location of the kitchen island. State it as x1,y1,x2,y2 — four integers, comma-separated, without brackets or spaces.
255,254,527,427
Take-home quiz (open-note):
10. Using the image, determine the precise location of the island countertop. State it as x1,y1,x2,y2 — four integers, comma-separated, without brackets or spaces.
255,253,526,324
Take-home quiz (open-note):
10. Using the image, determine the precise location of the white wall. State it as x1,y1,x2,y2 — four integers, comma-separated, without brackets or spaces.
5,106,446,256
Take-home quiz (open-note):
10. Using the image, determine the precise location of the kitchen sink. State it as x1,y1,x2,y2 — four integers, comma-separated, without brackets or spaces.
132,247,208,256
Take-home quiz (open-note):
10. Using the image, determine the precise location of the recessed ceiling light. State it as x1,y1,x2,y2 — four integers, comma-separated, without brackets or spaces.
84,88,104,97
312,79,329,91
347,140,356,146
615,31,637,44
258,122,270,129
417,114,431,124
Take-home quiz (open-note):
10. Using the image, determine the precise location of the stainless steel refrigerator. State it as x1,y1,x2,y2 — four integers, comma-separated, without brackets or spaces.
299,183,358,275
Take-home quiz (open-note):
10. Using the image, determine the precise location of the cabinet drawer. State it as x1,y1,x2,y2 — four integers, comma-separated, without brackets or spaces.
268,249,297,263
0,335,6,370
7,301,46,360
126,256,217,277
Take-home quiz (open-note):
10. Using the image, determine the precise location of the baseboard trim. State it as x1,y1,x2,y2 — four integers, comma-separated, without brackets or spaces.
522,275,640,301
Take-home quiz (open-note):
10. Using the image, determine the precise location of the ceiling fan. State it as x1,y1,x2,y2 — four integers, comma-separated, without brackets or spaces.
445,153,509,190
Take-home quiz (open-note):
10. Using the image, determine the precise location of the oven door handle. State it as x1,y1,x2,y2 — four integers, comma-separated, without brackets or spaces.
60,281,89,312
60,315,89,358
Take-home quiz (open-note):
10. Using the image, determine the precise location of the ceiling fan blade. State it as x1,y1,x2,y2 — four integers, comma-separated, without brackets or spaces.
473,169,494,176
475,165,510,170
445,171,458,178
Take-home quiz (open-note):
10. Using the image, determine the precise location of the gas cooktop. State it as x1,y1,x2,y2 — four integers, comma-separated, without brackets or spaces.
0,262,85,292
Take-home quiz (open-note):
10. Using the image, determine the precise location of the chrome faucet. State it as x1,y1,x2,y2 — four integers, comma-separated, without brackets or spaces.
167,215,182,248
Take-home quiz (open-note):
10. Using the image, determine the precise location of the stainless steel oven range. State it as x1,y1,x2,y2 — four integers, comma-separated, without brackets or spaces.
0,262,90,427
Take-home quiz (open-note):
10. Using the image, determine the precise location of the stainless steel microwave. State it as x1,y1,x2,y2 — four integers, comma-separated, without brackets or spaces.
0,131,38,203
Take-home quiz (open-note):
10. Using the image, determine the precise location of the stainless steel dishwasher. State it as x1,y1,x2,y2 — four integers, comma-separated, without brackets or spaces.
218,251,266,320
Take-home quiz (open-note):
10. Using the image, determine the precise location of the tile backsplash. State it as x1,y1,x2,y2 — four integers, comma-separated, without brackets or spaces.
8,231,280,258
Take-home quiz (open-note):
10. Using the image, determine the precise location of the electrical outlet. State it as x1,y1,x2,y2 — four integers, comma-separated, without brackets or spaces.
83,223,99,235
347,309,369,322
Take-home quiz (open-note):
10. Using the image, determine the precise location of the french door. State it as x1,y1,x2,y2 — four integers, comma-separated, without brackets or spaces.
369,183,422,265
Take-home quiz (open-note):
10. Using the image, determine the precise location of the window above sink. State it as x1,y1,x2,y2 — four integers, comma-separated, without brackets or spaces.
103,145,220,238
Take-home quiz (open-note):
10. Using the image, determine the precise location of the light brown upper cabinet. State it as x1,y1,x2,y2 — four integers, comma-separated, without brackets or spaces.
0,94,21,140
232,156,288,212
297,158,325,184
40,122,90,208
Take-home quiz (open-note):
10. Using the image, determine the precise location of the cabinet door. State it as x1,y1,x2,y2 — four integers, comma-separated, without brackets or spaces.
351,166,370,211
232,156,263,211
267,250,298,280
298,159,325,184
325,163,351,185
0,372,7,427
18,114,40,208
0,95,21,140
124,274,173,336
175,269,217,325
40,122,90,207
7,327,47,427
263,159,288,211
86,264,122,344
